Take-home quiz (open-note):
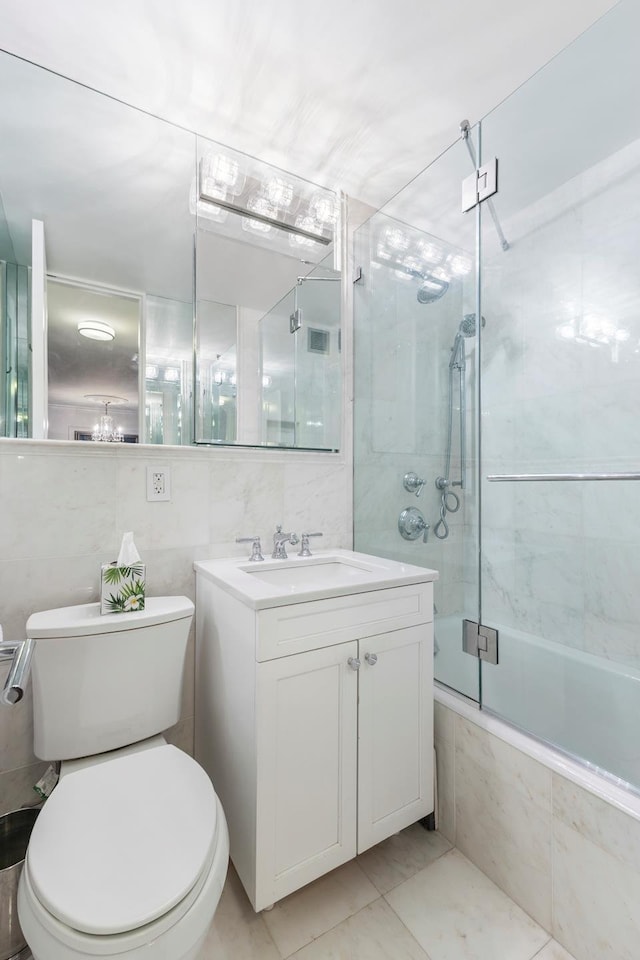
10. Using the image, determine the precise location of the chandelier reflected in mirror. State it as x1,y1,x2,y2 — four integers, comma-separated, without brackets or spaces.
85,396,128,442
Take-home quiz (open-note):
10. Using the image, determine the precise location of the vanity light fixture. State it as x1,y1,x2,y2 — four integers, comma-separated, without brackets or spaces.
199,156,333,246
77,320,115,341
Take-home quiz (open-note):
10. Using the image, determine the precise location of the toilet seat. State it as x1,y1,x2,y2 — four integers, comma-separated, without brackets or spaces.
18,792,229,960
26,745,218,936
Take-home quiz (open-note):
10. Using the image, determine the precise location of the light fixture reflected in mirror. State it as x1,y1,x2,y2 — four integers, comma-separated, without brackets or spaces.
197,145,336,248
85,396,128,442
77,320,116,341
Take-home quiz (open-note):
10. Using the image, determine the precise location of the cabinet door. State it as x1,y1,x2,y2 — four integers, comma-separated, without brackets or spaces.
357,623,433,853
255,641,358,908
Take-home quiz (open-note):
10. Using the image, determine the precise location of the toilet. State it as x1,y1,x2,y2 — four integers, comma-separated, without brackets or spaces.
17,596,229,960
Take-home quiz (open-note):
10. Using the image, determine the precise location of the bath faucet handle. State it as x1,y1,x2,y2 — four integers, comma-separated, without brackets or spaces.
236,536,264,562
403,472,426,497
298,532,323,557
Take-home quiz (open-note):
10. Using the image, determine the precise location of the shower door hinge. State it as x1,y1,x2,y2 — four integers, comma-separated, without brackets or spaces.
461,158,499,213
462,619,499,665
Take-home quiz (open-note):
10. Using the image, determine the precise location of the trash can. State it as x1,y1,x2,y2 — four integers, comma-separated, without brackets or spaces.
0,808,39,960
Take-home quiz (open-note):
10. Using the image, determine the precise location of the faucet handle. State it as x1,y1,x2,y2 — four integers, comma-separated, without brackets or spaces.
298,532,323,557
236,536,264,562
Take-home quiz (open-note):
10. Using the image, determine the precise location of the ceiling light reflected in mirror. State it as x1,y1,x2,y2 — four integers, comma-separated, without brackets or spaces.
77,320,116,341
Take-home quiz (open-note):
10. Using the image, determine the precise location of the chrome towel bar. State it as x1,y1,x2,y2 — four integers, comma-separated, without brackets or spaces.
487,473,640,482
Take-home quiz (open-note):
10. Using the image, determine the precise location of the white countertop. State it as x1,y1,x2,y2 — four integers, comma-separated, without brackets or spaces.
194,549,438,610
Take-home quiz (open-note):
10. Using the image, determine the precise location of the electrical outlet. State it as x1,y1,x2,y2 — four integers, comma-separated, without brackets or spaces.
146,465,171,502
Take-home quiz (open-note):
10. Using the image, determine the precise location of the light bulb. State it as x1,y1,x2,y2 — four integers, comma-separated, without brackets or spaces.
557,324,576,340
448,254,472,277
309,193,337,225
382,227,409,252
266,177,294,209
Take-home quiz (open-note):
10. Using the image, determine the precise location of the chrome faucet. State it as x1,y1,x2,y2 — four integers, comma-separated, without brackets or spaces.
272,525,299,560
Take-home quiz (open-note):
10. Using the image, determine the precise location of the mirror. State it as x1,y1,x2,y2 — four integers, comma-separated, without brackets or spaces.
0,50,341,450
47,279,141,441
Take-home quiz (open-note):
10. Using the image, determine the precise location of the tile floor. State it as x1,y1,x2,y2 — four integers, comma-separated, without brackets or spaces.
199,824,577,960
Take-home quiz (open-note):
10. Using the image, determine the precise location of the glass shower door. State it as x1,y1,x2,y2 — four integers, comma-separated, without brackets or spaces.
478,0,640,788
353,134,481,701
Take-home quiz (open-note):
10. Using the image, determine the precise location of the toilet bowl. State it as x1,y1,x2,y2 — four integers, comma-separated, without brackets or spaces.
18,739,229,960
17,597,229,960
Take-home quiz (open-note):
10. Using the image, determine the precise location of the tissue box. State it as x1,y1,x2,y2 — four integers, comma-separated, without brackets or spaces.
100,562,146,615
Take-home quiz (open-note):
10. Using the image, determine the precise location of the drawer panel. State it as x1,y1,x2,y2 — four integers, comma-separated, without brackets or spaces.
256,582,433,661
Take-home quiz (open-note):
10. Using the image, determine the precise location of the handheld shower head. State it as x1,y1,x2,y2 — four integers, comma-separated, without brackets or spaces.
459,314,486,337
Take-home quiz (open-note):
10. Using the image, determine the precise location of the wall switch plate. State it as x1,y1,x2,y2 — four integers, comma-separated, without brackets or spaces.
146,465,171,501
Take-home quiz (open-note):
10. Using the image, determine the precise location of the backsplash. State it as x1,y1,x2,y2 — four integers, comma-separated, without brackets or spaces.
0,438,351,812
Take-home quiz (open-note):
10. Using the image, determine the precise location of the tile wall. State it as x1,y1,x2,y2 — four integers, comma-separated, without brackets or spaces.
434,694,640,960
0,438,351,813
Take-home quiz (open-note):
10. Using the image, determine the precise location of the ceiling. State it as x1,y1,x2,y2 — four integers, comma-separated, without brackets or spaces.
0,0,617,210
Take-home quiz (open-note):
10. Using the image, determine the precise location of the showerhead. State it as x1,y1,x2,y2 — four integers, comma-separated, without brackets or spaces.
416,276,449,304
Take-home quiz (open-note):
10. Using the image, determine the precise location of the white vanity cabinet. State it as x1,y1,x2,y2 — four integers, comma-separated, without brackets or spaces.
194,551,436,911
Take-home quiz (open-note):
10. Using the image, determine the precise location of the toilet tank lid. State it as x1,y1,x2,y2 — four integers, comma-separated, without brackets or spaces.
27,596,194,638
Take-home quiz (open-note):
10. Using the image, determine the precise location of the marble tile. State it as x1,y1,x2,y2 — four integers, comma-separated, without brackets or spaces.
198,865,280,960
552,774,640,874
142,545,203,601
455,751,552,928
0,761,49,815
357,823,451,894
261,860,379,959
435,734,455,844
552,820,640,960
513,531,584,618
386,848,549,960
0,451,117,559
116,457,211,551
0,664,38,772
455,716,551,809
454,718,552,928
289,898,429,960
283,461,350,549
0,555,103,640
532,942,577,960
209,459,285,546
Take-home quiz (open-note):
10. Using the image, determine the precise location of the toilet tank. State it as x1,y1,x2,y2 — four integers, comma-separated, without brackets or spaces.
26,597,194,761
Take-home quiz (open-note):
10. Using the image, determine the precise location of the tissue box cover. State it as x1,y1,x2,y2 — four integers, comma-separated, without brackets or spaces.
100,562,146,614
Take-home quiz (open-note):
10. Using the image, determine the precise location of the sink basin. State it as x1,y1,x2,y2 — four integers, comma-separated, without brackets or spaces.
194,549,438,609
244,559,374,590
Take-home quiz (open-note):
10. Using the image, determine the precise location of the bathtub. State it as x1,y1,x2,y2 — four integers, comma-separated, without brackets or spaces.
434,614,640,818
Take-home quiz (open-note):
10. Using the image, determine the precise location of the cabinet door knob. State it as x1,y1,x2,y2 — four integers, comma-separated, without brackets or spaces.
364,653,378,666
347,657,361,671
